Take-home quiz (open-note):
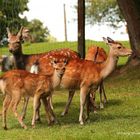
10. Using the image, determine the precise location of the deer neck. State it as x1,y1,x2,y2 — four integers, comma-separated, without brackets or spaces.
51,70,62,88
13,51,25,69
100,52,119,79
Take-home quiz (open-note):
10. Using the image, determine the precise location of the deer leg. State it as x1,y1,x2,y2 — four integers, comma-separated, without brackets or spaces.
11,96,27,129
61,90,75,116
47,96,58,124
86,93,90,121
35,101,41,122
49,93,54,110
99,83,104,109
42,96,57,125
21,96,29,120
31,95,41,128
42,97,52,125
101,82,107,103
2,95,11,130
79,87,88,125
89,92,98,113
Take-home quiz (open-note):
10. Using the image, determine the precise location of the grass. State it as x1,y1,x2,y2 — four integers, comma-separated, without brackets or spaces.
0,41,140,140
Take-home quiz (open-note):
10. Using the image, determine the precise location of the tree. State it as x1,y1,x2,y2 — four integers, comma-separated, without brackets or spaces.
117,0,140,65
27,19,50,43
86,0,140,65
85,0,125,28
0,0,29,40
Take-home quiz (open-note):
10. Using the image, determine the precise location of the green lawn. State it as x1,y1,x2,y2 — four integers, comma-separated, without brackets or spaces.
0,41,140,140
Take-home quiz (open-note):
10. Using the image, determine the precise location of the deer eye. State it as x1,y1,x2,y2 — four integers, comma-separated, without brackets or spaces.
118,46,122,49
54,60,57,64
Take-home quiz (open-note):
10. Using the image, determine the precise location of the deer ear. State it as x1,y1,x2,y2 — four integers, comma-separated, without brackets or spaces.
107,37,115,43
6,27,11,38
103,37,109,44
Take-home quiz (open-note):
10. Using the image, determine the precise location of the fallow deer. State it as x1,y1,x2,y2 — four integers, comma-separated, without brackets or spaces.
6,27,80,120
0,57,67,129
60,46,108,116
59,37,132,125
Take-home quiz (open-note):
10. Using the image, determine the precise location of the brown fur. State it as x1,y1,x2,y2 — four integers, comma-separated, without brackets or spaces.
0,58,67,129
7,27,80,120
60,37,132,124
85,46,108,110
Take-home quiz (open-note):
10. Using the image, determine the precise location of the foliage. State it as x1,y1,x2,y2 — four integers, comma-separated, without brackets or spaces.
85,0,125,28
0,0,29,40
26,19,50,43
0,0,51,43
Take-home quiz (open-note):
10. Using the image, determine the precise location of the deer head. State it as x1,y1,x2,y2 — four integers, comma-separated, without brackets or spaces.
7,27,31,54
103,37,132,57
51,57,68,77
6,27,24,54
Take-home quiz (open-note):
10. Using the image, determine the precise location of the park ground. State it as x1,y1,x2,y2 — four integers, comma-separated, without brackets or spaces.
0,41,140,140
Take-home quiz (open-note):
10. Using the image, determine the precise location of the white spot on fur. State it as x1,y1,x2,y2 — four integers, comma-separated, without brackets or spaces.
30,64,38,74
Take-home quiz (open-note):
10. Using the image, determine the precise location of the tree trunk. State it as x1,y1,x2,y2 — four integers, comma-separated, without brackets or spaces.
117,0,140,64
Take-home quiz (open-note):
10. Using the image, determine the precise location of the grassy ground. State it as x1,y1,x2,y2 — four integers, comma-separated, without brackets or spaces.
0,41,140,140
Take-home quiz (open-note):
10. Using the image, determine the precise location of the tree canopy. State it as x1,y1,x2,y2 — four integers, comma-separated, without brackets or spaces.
0,0,29,40
0,0,50,43
27,19,50,43
85,0,125,28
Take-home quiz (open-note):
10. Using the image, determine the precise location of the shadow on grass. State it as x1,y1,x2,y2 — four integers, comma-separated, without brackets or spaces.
104,99,123,108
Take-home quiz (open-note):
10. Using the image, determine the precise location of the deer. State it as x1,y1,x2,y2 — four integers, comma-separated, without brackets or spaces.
6,26,80,121
0,57,68,130
59,37,132,125
85,46,108,110
60,46,108,116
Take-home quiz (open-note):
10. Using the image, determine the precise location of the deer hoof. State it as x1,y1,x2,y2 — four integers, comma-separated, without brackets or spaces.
80,121,84,125
94,110,98,114
61,112,67,117
32,124,35,129
100,103,104,109
3,126,8,130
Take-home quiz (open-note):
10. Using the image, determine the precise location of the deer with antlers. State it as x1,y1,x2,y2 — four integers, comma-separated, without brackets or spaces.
0,57,68,129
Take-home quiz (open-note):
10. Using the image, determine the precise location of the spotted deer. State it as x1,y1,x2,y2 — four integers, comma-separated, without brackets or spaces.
6,27,80,120
60,46,108,116
0,57,67,129
59,37,132,124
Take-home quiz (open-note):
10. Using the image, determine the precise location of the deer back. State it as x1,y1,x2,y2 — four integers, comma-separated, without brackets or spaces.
60,59,102,89
37,48,80,75
86,46,107,62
